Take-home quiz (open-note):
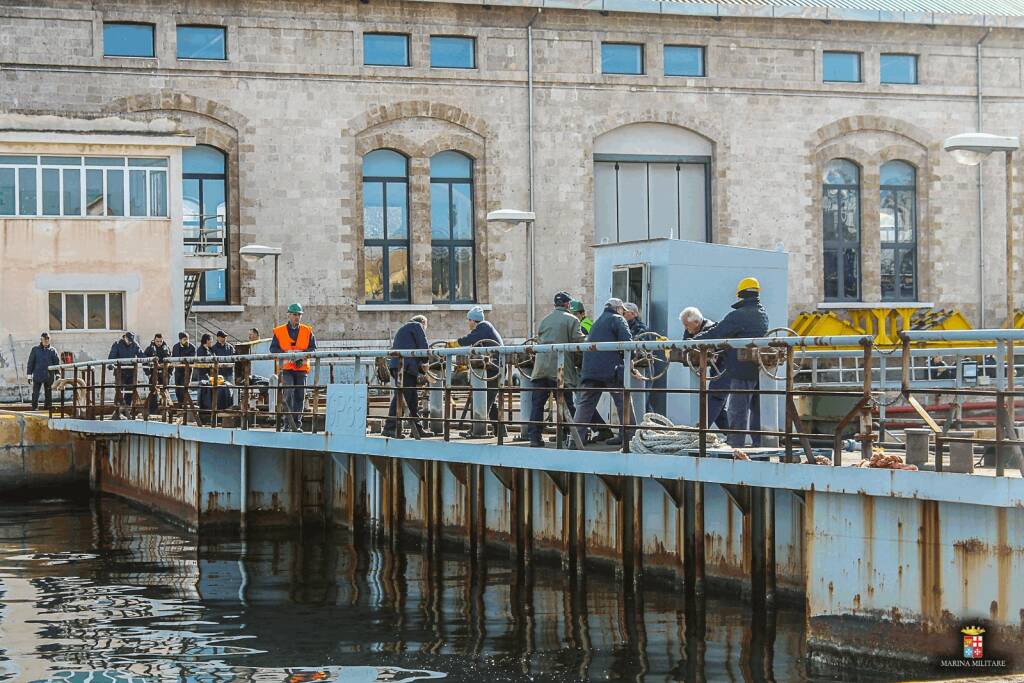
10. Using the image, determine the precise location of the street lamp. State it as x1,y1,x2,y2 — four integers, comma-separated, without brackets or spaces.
487,209,537,336
945,132,1021,428
239,244,282,311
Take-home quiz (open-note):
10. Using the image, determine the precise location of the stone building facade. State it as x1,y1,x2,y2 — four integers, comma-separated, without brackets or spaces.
2,0,1024,347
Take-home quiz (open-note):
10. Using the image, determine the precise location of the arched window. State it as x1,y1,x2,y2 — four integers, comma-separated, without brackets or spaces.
822,159,861,301
363,150,410,303
183,145,228,304
430,151,475,302
880,160,917,301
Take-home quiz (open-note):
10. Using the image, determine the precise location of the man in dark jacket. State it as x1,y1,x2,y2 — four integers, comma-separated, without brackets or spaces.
692,278,769,447
212,331,235,381
143,334,172,413
623,302,649,338
454,306,505,438
571,298,634,448
384,315,429,438
108,332,144,416
194,333,215,383
681,307,729,432
26,333,59,411
171,332,197,405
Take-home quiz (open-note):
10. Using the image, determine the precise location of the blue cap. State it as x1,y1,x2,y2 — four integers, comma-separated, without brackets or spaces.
467,306,485,322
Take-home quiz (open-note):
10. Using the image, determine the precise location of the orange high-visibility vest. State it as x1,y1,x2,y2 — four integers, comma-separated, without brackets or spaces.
273,323,313,372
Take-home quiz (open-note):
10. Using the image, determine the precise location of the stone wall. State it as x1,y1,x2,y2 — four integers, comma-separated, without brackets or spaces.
2,0,1022,341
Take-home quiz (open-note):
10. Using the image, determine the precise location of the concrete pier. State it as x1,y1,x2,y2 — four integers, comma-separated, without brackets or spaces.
46,382,1024,673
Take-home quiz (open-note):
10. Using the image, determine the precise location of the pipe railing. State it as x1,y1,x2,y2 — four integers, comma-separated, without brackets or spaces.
44,332,1024,476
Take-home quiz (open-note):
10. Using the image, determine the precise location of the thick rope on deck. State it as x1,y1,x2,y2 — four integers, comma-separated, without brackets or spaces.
629,413,727,454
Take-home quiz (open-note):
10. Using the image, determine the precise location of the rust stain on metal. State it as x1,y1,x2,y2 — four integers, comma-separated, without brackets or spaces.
996,507,1010,623
917,499,943,626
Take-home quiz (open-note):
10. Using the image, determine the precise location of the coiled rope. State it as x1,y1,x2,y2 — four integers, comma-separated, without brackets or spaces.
629,413,727,454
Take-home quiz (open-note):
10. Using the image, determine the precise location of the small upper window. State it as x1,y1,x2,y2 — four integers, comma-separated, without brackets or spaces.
177,26,226,60
103,23,155,58
431,36,475,69
665,45,705,77
881,54,917,85
823,51,861,83
602,43,644,75
364,33,410,67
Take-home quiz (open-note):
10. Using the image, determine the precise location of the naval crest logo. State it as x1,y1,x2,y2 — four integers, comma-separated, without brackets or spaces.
962,626,984,660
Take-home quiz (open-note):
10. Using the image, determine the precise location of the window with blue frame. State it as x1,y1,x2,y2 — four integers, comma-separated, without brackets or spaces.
665,45,705,77
177,25,226,60
602,43,644,75
880,54,917,84
364,33,410,67
430,151,475,303
363,150,411,303
430,36,475,69
103,23,155,58
823,51,861,83
183,145,228,304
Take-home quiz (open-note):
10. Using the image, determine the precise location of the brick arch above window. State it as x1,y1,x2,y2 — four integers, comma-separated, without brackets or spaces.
810,115,932,153
346,100,490,140
105,91,249,133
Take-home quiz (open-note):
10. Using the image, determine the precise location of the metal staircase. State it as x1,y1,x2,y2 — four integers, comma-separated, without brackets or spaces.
184,272,201,318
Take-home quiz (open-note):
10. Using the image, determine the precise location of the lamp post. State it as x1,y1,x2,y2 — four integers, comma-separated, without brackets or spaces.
944,132,1021,437
239,244,283,312
487,209,537,336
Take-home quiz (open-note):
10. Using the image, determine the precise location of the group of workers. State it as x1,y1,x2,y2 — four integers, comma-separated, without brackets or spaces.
379,277,768,449
28,278,767,447
28,303,315,432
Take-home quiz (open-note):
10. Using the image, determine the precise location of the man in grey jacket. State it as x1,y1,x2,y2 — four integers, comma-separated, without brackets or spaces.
527,291,585,448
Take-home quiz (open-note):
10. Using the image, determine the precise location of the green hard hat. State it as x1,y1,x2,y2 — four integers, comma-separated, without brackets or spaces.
287,303,304,314
569,300,585,313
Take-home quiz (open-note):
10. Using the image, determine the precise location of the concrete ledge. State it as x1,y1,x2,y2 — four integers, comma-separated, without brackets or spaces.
50,417,1024,508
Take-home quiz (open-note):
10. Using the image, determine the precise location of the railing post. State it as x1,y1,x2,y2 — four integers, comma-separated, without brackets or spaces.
211,358,220,428
698,348,708,458
996,391,1006,477
621,349,632,453
443,355,453,442
860,342,874,464
310,358,322,433
470,358,488,438
784,345,795,464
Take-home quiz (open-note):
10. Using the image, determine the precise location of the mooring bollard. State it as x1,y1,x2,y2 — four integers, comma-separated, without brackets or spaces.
946,430,975,474
904,428,932,467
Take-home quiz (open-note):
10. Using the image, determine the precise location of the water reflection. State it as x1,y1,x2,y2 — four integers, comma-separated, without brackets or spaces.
0,499,846,682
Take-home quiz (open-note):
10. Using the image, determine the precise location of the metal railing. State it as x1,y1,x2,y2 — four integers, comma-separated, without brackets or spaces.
184,216,226,256
46,331,1024,476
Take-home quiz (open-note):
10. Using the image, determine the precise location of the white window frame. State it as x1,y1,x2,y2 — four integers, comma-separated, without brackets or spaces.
0,156,169,218
49,291,126,332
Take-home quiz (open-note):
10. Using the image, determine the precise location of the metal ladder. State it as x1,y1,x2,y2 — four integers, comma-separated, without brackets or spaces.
299,453,328,533
184,272,201,318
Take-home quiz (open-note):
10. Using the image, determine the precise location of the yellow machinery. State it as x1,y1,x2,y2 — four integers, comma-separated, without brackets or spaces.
790,306,979,348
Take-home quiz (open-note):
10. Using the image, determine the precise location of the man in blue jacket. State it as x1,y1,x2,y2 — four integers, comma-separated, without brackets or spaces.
26,333,59,411
108,332,144,417
692,277,769,447
454,306,505,438
571,298,634,448
383,315,430,438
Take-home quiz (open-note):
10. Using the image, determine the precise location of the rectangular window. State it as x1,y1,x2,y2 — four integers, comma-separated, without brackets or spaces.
430,36,475,69
364,33,410,67
42,168,60,216
177,25,226,60
48,292,125,331
602,43,644,75
0,168,14,215
665,45,705,77
881,53,917,84
0,156,168,218
823,51,861,83
103,23,155,58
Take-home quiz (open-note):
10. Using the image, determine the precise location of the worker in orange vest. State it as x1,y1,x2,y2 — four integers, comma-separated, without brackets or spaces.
270,302,317,432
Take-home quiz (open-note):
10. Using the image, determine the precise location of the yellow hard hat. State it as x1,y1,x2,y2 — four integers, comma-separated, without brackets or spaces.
736,277,761,296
